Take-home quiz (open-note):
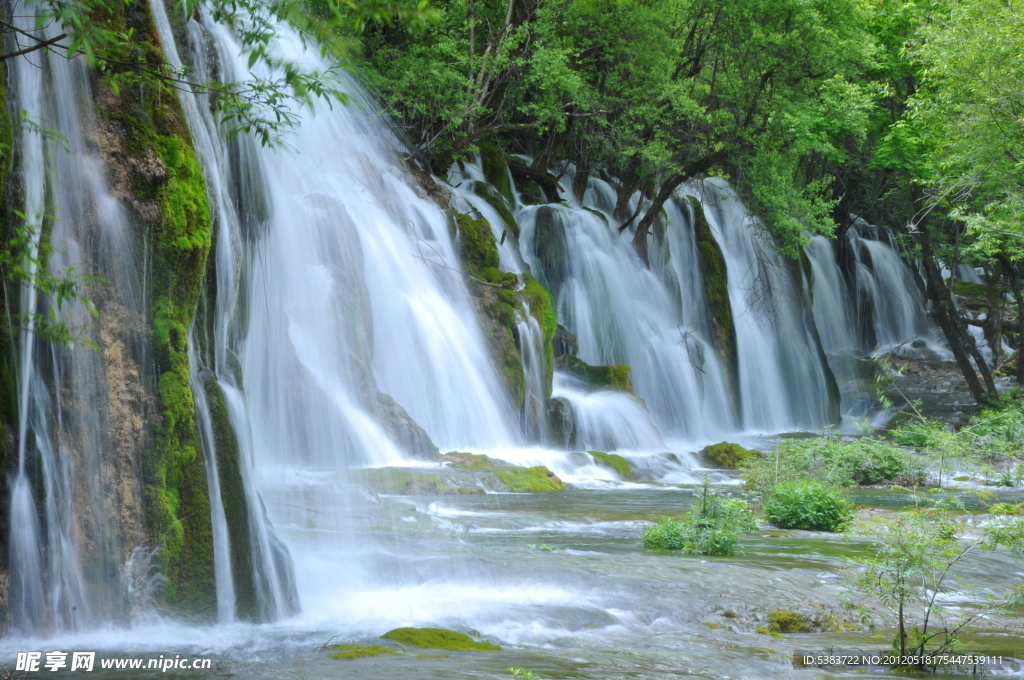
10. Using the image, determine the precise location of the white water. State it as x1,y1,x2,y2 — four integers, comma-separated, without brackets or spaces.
7,8,152,632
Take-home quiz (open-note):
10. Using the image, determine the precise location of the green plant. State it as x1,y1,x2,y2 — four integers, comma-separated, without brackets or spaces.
743,436,924,493
764,480,853,532
850,491,1024,669
643,475,757,555
509,669,541,679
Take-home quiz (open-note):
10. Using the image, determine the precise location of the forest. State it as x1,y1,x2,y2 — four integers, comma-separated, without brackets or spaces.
0,0,1023,678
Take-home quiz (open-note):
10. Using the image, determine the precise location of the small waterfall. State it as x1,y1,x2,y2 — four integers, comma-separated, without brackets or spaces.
516,303,548,441
7,11,150,632
517,189,735,441
843,226,931,351
699,179,836,430
551,373,665,452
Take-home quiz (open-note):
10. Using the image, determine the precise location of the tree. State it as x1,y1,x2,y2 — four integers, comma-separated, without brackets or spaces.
852,492,1024,668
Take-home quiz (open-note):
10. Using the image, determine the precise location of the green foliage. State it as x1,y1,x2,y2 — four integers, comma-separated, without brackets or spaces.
851,491,1024,667
588,451,633,480
767,609,811,633
743,436,924,493
330,644,402,659
701,442,760,470
643,476,757,555
763,480,852,532
380,627,500,651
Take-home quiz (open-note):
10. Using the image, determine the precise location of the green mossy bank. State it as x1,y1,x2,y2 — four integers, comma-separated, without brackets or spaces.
92,0,217,614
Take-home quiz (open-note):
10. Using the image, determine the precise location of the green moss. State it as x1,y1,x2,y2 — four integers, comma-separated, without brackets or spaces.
145,132,215,613
588,451,633,479
495,465,565,492
441,451,494,468
474,181,519,237
563,355,632,392
702,621,722,630
701,442,761,469
350,468,480,495
520,274,557,398
203,375,259,621
477,141,513,205
381,627,501,651
330,644,402,659
448,211,499,279
768,609,811,633
416,653,449,659
756,625,785,638
688,196,738,417
953,279,989,299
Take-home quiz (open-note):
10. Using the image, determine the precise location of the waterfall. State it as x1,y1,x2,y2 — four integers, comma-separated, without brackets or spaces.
6,12,150,632
517,193,735,442
698,179,837,430
516,304,548,441
144,3,522,622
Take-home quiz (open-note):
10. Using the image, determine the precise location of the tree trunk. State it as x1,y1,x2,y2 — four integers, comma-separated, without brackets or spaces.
631,151,728,268
998,254,1024,385
915,228,996,403
987,260,1004,368
613,169,643,222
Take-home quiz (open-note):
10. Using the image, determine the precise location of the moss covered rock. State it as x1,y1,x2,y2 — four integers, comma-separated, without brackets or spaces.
701,442,761,469
381,627,501,651
561,355,633,393
350,468,481,496
441,451,495,468
767,609,811,633
688,196,739,417
588,451,633,479
330,644,402,659
495,465,565,492
477,141,513,205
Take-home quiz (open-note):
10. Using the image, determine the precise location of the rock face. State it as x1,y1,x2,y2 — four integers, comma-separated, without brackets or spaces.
687,195,739,415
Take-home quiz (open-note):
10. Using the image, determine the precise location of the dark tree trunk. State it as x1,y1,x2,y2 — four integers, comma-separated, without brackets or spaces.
915,227,997,403
998,254,1024,385
572,154,589,203
987,260,1005,368
631,151,728,268
613,170,643,222
508,162,563,202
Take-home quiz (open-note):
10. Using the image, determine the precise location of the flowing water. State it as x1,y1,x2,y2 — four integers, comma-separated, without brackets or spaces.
6,3,1016,678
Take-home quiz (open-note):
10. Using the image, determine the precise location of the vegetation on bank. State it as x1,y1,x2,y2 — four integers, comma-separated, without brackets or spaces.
643,476,757,555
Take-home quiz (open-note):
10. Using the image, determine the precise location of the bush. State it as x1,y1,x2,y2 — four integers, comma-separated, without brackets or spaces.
764,480,852,532
643,476,757,555
743,436,924,492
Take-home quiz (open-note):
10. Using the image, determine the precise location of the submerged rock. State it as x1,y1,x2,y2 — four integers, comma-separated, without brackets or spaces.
329,644,402,659
381,627,501,651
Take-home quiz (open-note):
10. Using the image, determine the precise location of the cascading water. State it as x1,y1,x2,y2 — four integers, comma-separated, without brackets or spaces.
6,11,151,633
515,303,548,441
517,186,735,442
697,179,838,431
149,0,300,623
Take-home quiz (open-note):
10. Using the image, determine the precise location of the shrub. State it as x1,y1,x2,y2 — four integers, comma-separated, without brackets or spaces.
643,476,757,555
764,480,852,532
743,436,924,493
